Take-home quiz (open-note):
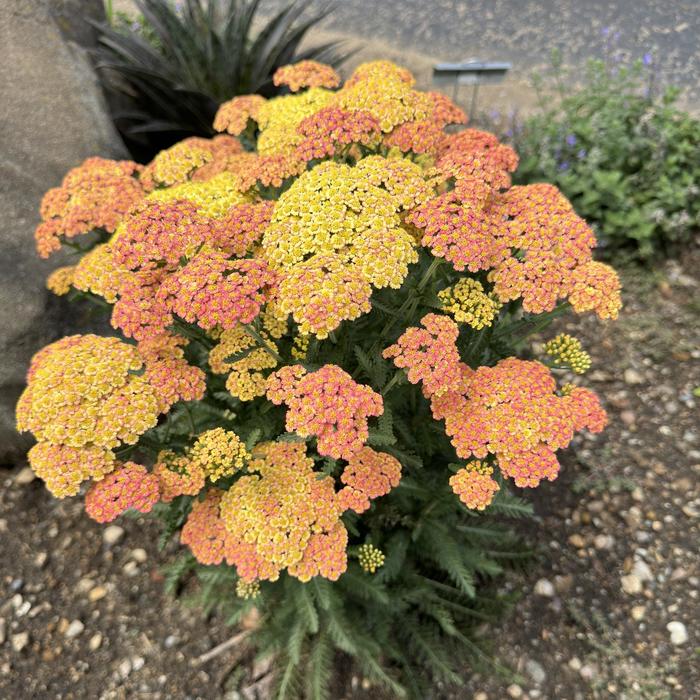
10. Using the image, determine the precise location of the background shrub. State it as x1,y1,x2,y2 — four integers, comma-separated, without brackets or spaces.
510,49,700,263
98,0,344,160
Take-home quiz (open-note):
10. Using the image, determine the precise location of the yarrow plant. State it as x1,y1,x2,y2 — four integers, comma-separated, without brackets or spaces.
21,59,621,697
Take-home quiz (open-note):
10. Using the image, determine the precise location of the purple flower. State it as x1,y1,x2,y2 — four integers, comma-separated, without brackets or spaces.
566,134,577,147
558,161,570,171
602,27,610,37
643,52,653,66
577,149,587,159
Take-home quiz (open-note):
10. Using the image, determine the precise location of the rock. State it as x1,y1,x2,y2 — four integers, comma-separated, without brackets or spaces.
623,368,644,385
131,656,145,672
631,560,653,583
0,0,125,463
630,605,646,621
525,659,546,685
14,467,36,485
506,684,523,698
594,534,614,550
534,578,555,597
682,503,699,518
619,410,636,427
64,619,85,638
568,657,582,671
34,552,48,569
11,632,29,653
76,578,95,594
123,560,139,577
666,621,688,645
621,574,643,595
474,693,488,700
579,664,598,681
130,548,148,563
88,633,102,651
163,635,179,649
568,534,585,549
117,658,132,680
0,618,5,645
103,525,124,546
88,586,107,603
554,574,574,594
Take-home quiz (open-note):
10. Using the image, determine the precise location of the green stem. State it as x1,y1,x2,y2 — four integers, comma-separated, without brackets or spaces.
242,324,283,363
381,370,404,396
417,257,442,293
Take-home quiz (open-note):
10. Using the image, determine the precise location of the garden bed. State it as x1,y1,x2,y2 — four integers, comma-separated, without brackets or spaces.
1,252,697,699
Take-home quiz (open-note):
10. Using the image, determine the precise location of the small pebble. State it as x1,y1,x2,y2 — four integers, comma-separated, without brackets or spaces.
525,659,546,685
103,525,125,546
568,534,585,549
88,633,102,651
666,621,688,645
64,619,85,639
534,579,555,597
123,561,139,577
506,684,523,698
630,605,646,621
11,632,29,653
14,467,36,485
130,548,148,563
88,586,107,603
624,368,644,385
621,574,642,595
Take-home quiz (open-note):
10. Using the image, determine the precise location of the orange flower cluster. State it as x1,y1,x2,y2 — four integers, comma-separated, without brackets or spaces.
295,107,381,161
219,441,347,582
338,447,402,513
449,461,500,510
384,313,464,398
273,60,341,92
189,427,250,481
153,450,206,502
431,358,607,488
213,94,266,135
35,157,143,258
266,365,383,460
85,462,160,523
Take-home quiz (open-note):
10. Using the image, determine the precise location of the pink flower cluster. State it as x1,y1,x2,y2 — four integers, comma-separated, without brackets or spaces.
266,364,384,460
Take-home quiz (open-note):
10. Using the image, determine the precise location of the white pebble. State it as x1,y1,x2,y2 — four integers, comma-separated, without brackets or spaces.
666,621,688,645
534,578,555,597
103,525,124,546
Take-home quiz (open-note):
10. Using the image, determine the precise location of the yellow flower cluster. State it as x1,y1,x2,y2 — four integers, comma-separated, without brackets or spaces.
46,266,75,296
147,172,250,219
219,441,347,582
16,335,164,497
357,543,385,573
438,278,502,329
236,579,261,600
70,243,130,303
208,326,279,401
544,333,592,374
189,427,250,481
17,335,159,449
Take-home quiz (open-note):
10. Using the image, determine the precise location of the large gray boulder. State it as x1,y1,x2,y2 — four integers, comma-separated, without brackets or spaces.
0,0,126,462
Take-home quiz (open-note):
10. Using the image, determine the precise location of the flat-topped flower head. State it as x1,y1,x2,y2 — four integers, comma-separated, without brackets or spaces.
338,447,402,513
219,441,346,582
273,60,341,92
16,334,162,450
266,365,383,460
153,451,206,502
35,157,143,258
449,461,499,510
384,313,464,398
46,266,75,296
84,462,160,523
213,94,267,135
189,428,250,481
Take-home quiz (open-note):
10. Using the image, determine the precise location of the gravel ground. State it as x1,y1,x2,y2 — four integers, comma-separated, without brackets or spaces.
1,253,697,699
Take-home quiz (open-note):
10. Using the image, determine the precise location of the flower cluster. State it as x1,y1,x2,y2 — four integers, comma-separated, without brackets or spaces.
544,333,592,374
357,544,385,573
273,60,341,92
23,59,621,589
266,365,383,460
219,442,347,582
338,447,402,513
431,358,607,491
384,314,464,398
438,278,502,329
35,157,143,258
449,461,500,510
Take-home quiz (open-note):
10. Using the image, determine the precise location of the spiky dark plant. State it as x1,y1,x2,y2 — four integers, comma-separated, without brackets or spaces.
95,0,344,160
